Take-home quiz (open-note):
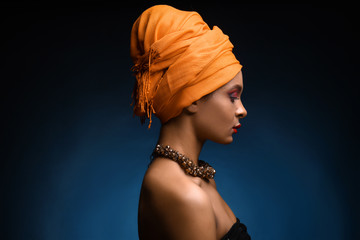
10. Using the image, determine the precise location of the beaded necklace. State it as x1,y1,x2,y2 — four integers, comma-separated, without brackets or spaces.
151,144,216,180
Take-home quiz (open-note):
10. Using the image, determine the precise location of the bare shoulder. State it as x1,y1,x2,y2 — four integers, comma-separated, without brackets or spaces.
208,178,217,189
142,158,212,208
141,158,217,240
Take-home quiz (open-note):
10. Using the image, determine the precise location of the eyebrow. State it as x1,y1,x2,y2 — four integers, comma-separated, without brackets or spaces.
228,84,243,92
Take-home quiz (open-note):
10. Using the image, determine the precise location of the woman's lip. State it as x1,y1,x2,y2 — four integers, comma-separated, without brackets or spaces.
233,123,241,129
232,123,241,134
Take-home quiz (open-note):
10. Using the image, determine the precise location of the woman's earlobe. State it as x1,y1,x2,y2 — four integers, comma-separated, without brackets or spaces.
184,101,199,114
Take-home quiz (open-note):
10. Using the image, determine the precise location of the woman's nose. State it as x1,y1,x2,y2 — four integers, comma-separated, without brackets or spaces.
236,101,247,118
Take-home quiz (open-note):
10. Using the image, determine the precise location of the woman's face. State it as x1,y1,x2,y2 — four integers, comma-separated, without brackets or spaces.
193,71,247,144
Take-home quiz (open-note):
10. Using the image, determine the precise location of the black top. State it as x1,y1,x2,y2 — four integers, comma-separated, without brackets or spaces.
220,218,251,240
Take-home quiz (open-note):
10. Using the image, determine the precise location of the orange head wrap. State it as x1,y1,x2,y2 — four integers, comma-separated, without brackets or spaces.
130,5,242,128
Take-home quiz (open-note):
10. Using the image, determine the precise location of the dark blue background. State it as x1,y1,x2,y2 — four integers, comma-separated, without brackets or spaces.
1,3,358,240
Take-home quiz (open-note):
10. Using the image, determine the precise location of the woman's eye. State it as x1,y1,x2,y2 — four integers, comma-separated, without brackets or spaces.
229,91,240,102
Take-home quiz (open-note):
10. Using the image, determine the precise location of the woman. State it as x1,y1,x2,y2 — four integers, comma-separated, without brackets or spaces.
130,5,250,240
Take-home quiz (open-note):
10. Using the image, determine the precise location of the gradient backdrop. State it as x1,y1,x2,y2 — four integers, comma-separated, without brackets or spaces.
1,3,358,240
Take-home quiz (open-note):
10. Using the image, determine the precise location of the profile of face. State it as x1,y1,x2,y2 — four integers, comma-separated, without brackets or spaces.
190,71,247,144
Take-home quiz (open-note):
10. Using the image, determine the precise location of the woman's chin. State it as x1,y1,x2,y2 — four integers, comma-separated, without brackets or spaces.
213,136,233,145
224,137,234,145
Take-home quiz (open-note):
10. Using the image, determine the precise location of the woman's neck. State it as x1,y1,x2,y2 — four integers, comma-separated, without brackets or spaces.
157,117,204,165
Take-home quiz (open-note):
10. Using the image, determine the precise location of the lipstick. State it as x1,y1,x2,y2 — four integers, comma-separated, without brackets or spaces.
233,123,241,133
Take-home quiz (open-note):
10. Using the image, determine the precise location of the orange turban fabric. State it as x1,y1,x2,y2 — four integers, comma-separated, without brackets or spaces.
130,5,242,128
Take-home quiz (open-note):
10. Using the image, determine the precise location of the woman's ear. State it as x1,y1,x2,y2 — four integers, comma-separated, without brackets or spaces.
184,101,199,114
